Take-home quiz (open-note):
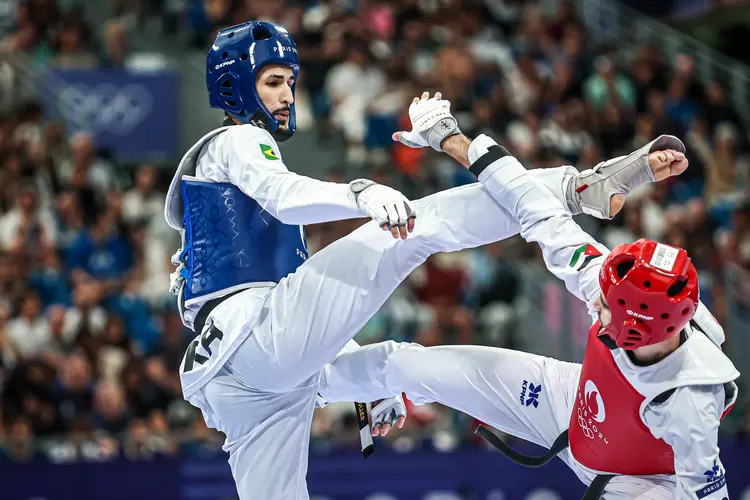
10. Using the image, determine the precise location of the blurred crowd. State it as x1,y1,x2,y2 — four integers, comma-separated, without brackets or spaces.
0,100,220,462
1,0,750,464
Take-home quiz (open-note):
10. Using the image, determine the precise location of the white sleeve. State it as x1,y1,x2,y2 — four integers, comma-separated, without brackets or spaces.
645,384,729,500
224,127,365,225
469,140,608,314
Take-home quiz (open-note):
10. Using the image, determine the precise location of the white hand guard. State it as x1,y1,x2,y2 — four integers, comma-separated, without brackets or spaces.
396,95,460,151
350,179,416,229
371,394,407,429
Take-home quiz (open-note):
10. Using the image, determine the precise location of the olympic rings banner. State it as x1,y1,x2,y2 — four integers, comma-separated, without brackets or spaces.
44,68,179,160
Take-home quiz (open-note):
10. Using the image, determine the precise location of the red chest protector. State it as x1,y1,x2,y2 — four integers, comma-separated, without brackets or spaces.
568,322,675,475
476,317,737,494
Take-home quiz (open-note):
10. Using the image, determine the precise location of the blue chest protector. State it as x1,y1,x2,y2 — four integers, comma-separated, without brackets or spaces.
179,177,308,302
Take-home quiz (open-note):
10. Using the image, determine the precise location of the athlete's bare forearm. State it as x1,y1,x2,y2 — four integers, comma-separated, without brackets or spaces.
440,134,473,168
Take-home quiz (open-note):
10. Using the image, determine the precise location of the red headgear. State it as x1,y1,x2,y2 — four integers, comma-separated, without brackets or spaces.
598,239,699,350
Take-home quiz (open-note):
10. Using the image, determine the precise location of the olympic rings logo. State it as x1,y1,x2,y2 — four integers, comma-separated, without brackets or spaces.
577,408,595,439
57,83,154,135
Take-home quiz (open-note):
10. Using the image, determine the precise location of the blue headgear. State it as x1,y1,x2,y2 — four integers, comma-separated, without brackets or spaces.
206,21,300,141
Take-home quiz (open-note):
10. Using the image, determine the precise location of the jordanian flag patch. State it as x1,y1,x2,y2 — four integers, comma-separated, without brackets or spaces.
260,143,280,161
569,243,603,271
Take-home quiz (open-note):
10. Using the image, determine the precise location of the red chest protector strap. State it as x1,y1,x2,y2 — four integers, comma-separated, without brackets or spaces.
475,425,614,500
475,425,569,467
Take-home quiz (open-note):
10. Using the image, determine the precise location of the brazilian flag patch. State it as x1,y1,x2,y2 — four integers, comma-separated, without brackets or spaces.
569,243,603,271
260,143,280,161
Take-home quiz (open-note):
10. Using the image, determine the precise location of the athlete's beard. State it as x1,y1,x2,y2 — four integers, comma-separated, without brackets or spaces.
273,107,290,125
271,106,292,142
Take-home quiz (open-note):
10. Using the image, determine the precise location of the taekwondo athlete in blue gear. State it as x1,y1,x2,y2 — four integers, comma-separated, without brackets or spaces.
163,22,603,500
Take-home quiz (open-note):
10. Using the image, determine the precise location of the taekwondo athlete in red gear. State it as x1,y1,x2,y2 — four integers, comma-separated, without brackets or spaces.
163,24,615,500
463,128,739,498
311,92,738,499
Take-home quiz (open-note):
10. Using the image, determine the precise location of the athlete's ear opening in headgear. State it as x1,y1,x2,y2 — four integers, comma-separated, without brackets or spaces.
598,238,699,350
206,21,300,142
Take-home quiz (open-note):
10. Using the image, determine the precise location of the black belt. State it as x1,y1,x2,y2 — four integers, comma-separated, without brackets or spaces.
475,425,615,499
192,290,244,334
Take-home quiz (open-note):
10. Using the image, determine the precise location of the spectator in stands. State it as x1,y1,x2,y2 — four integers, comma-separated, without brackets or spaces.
0,415,38,461
0,18,54,63
59,132,121,197
91,381,129,436
0,183,57,255
56,190,88,250
723,202,750,270
645,89,680,137
703,81,746,139
123,416,174,460
5,291,51,364
65,210,132,283
100,21,129,68
109,272,159,353
29,247,70,308
680,198,719,272
148,310,189,373
67,272,108,338
121,165,161,228
603,201,645,249
583,55,636,111
53,16,97,69
43,304,77,359
53,352,94,428
665,77,697,133
467,242,520,347
411,253,474,345
538,104,592,164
